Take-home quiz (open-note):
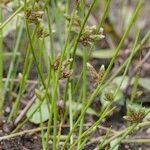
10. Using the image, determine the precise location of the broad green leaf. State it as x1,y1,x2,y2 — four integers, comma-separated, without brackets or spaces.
101,83,124,108
66,101,99,116
26,100,50,124
139,78,150,91
110,138,120,150
113,76,130,89
76,49,115,59
113,76,150,91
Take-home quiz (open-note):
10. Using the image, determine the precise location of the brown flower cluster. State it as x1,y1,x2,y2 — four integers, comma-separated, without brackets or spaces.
25,2,49,39
79,26,104,46
36,26,49,39
65,11,104,46
0,0,9,5
52,56,73,79
25,9,44,25
87,62,105,84
123,107,145,123
104,91,114,102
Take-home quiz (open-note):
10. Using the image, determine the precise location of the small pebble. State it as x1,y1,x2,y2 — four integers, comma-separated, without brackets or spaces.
125,144,130,149
138,147,142,150
5,106,10,114
33,136,38,140
2,122,14,133
0,130,4,136
48,140,52,144
0,116,6,127
146,128,150,134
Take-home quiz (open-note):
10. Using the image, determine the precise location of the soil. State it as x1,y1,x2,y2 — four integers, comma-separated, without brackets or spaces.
0,134,42,150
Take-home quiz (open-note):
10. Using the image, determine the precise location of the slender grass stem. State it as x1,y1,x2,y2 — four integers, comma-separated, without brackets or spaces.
51,0,63,48
101,110,150,149
0,5,23,30
45,5,77,150
109,123,138,150
97,126,112,150
69,104,115,150
79,138,88,150
0,5,4,116
62,1,143,149
130,74,139,103
65,0,69,39
4,121,150,143
68,82,73,144
88,0,112,58
45,7,55,62
123,139,150,144
114,30,140,97
100,30,150,93
1,0,149,149
7,27,36,122
4,23,23,93
77,48,87,149
70,0,98,68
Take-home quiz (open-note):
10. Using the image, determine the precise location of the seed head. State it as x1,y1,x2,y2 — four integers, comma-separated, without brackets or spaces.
25,9,44,25
87,63,105,84
104,91,114,102
52,56,61,70
36,26,49,39
79,26,105,46
65,11,81,28
1,0,9,5
52,57,73,80
57,99,65,112
65,13,104,46
98,64,105,82
60,69,73,79
123,107,145,123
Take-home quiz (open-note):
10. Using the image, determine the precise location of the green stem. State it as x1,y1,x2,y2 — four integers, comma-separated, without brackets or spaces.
88,0,112,58
101,110,150,149
99,30,150,94
0,5,23,30
114,30,140,97
0,5,4,116
45,7,55,62
69,104,115,150
62,0,143,149
45,7,77,150
109,123,138,150
101,124,138,150
77,48,87,149
68,82,73,144
70,0,98,68
97,126,112,149
7,27,36,122
4,24,23,93
123,139,150,144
